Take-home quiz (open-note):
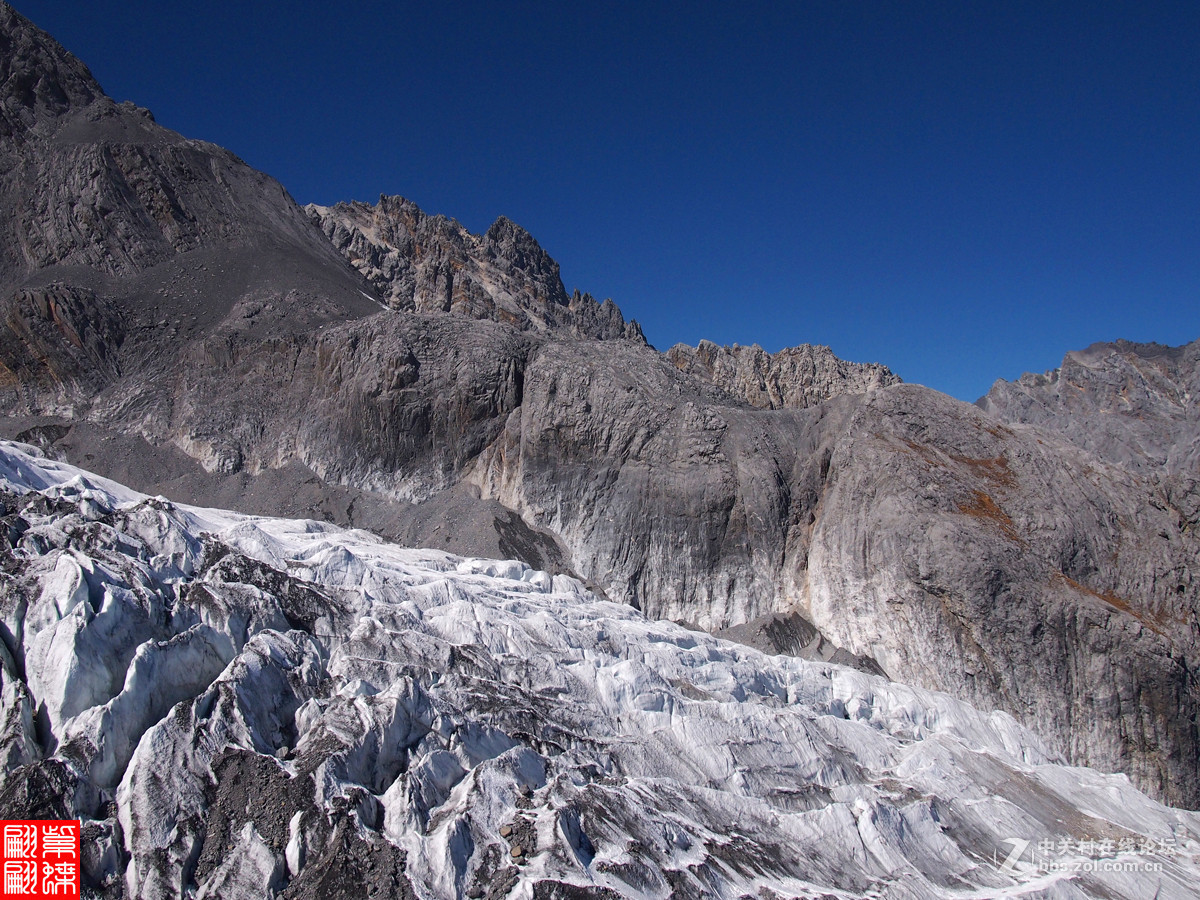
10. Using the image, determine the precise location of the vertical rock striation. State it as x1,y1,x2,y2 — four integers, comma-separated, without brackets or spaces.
667,338,900,409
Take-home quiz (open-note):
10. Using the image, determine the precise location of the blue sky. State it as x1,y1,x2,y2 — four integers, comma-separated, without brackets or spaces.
16,1,1200,400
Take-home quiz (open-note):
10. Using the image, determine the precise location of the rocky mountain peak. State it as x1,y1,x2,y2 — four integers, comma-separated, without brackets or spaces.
373,192,425,227
0,7,374,297
483,213,531,243
482,214,563,285
308,196,645,341
0,3,104,134
979,336,1200,474
666,338,902,409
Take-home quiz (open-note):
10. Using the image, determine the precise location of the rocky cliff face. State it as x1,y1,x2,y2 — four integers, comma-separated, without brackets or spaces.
1,1,1199,818
0,45,364,290
667,338,901,409
307,197,644,341
468,345,1200,805
979,338,1200,475
0,1,101,136
979,340,1200,621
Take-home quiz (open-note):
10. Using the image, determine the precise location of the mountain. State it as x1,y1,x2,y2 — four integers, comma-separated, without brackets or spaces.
667,339,901,410
0,1,379,413
0,2,366,287
307,196,644,342
0,0,1198,827
979,338,1200,476
1,441,1198,899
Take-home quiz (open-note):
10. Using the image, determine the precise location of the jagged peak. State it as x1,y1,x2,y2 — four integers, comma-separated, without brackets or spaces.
674,337,898,370
1067,337,1196,366
308,197,644,341
485,213,518,233
482,214,557,272
484,214,537,244
667,339,902,409
977,334,1200,474
374,193,439,225
0,2,106,129
985,336,1200,393
307,194,471,244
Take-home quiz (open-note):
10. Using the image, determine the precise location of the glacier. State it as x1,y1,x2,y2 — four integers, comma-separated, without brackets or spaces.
0,440,1195,899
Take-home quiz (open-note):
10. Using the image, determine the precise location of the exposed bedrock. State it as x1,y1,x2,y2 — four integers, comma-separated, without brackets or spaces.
667,338,901,409
979,338,1200,475
307,196,645,342
7,295,1198,808
472,354,1200,806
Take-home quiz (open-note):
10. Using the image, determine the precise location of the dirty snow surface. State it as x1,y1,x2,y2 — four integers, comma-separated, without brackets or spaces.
0,441,1195,899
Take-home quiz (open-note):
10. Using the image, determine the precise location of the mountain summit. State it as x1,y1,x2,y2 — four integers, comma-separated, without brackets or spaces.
0,1,103,132
980,337,1200,474
308,196,644,341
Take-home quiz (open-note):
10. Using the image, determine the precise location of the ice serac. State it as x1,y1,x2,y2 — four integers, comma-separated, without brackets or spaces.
668,338,901,409
1,441,1199,899
306,196,645,341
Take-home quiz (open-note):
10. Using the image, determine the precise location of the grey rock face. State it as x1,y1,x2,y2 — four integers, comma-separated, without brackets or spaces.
714,611,888,677
307,196,645,341
1,100,366,289
2,4,1199,815
0,1,102,137
667,338,901,409
0,282,124,408
979,342,1200,654
0,1,378,363
469,346,1200,804
979,338,1200,474
800,386,1200,807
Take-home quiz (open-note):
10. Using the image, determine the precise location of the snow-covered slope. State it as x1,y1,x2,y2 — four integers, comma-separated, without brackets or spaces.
0,441,1195,899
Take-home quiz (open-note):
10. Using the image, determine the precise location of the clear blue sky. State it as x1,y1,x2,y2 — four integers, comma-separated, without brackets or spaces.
15,1,1200,400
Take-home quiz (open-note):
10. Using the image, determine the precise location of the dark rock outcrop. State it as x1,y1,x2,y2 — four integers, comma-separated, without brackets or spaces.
0,1,380,383
0,1,102,136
